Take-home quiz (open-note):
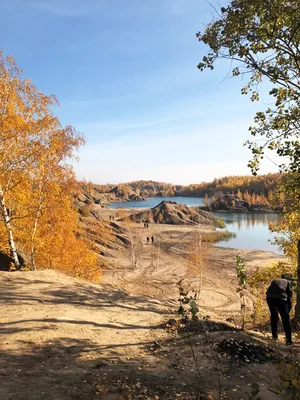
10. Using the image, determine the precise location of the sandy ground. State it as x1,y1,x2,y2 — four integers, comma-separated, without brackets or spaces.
103,219,286,318
1,215,298,400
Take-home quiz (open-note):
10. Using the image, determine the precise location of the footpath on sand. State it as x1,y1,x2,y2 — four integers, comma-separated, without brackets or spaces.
1,266,298,400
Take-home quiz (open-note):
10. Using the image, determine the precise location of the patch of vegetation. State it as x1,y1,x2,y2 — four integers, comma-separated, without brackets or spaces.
216,218,225,229
177,280,200,321
201,231,236,243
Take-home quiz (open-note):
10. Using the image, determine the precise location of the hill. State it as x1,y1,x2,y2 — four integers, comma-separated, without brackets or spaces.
131,201,217,225
209,194,273,212
109,184,145,201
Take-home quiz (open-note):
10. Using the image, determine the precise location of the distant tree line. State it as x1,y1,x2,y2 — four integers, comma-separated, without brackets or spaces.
81,173,282,200
179,173,281,197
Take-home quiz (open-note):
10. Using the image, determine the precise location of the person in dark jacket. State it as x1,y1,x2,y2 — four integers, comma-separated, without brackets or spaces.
266,273,293,345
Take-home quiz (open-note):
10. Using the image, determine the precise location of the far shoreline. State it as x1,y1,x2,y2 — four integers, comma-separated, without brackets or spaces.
106,196,277,214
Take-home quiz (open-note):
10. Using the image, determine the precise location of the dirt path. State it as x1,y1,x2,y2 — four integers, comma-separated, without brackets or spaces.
1,268,293,400
0,270,172,399
103,221,286,318
1,220,295,400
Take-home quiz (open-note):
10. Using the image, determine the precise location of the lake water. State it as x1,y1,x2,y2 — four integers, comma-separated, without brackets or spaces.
108,196,280,253
108,196,205,209
214,212,281,254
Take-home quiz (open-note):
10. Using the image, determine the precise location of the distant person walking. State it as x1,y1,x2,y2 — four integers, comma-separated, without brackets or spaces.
151,236,154,244
266,273,294,345
146,237,150,245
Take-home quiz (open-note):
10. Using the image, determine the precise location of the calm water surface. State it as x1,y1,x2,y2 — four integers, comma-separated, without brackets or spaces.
214,212,281,254
108,197,280,253
108,196,205,209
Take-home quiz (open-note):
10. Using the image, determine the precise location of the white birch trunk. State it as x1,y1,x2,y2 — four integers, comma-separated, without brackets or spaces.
0,185,21,269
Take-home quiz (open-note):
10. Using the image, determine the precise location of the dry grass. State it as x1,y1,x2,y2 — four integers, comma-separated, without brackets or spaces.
201,230,236,243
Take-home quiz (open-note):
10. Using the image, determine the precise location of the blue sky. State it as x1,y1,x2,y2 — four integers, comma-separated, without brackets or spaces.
1,0,278,184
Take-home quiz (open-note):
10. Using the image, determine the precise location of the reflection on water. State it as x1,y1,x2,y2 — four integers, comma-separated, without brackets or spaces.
214,212,281,254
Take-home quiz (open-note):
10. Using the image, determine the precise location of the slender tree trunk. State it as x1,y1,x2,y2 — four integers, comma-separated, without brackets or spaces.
196,232,203,303
30,216,39,271
156,227,160,270
293,239,300,326
0,185,21,270
125,221,136,268
30,192,44,271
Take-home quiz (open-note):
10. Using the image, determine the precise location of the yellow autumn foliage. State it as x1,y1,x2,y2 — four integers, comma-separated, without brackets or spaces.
0,51,102,281
270,210,300,267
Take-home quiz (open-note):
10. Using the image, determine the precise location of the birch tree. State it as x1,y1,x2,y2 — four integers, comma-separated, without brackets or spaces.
0,52,56,268
0,51,99,279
